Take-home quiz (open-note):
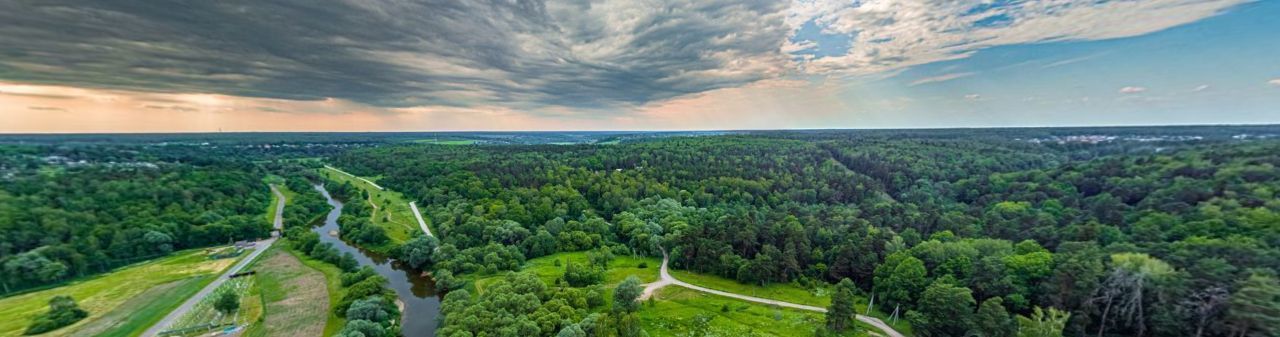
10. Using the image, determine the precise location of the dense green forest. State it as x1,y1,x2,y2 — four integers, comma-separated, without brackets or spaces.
0,145,276,294
327,130,1280,337
3,128,1278,337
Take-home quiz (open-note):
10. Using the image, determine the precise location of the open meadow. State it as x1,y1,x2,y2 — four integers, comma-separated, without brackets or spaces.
472,251,661,295
242,247,332,337
0,249,241,337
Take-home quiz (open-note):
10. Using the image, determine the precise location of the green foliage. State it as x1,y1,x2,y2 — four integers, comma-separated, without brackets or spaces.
213,290,240,315
563,261,605,287
824,278,858,333
613,275,643,314
972,297,1017,337
399,235,439,270
874,253,928,308
909,279,977,336
304,131,1280,337
0,157,269,292
345,297,396,326
1016,307,1070,337
335,273,392,315
335,319,386,337
23,295,88,335
438,272,591,337
1225,273,1280,336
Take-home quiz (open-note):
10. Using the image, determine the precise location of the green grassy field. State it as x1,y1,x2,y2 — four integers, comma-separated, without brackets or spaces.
280,245,348,337
0,249,242,337
666,269,912,335
639,286,869,337
164,277,262,337
319,167,424,246
242,247,330,337
471,251,661,294
668,269,833,307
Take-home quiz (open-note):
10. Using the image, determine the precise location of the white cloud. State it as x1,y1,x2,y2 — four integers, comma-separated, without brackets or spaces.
909,72,976,86
1042,53,1108,69
1269,79,1280,86
1192,84,1211,92
1119,86,1148,94
787,0,1248,75
963,94,982,101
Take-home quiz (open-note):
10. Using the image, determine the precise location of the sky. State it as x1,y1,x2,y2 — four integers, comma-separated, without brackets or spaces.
1,0,1277,132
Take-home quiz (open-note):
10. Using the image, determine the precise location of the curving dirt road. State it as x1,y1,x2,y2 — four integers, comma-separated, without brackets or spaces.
141,185,286,337
641,250,905,337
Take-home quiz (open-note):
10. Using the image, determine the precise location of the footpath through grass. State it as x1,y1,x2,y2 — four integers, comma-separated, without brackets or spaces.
668,269,833,307
264,180,296,226
638,286,870,337
0,249,241,337
665,269,913,335
319,166,423,245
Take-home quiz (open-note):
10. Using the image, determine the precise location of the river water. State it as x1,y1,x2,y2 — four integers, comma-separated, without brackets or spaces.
314,185,440,336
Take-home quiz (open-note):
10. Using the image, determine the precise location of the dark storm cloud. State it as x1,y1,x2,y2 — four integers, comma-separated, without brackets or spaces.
0,0,792,109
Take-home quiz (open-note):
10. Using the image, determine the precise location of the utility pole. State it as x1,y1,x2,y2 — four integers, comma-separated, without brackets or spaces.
866,292,875,315
891,304,900,325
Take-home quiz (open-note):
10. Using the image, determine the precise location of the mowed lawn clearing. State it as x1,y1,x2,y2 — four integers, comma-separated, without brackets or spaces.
666,269,912,335
283,245,348,336
472,251,661,294
638,286,867,337
243,247,329,337
319,166,423,244
0,249,240,337
668,269,833,307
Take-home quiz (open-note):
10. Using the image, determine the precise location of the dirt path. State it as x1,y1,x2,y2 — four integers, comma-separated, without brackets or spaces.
642,250,905,337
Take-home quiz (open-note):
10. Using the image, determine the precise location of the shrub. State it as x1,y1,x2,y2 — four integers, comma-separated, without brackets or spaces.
24,296,88,335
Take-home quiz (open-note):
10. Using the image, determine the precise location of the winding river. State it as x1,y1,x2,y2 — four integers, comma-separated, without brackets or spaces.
314,185,440,336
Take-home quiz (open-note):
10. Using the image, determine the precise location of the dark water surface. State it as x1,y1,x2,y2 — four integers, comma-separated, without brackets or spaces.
314,185,440,336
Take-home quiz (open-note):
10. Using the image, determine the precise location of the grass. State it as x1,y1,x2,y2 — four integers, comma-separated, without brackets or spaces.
265,184,296,226
638,287,867,337
668,270,833,307
0,249,242,337
281,244,348,337
410,139,476,145
666,269,912,335
471,251,661,295
242,247,330,337
164,277,261,336
319,166,425,246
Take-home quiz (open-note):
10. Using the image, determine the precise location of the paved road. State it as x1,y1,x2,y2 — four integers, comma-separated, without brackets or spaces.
408,201,433,237
641,250,905,337
324,165,384,190
141,185,286,337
